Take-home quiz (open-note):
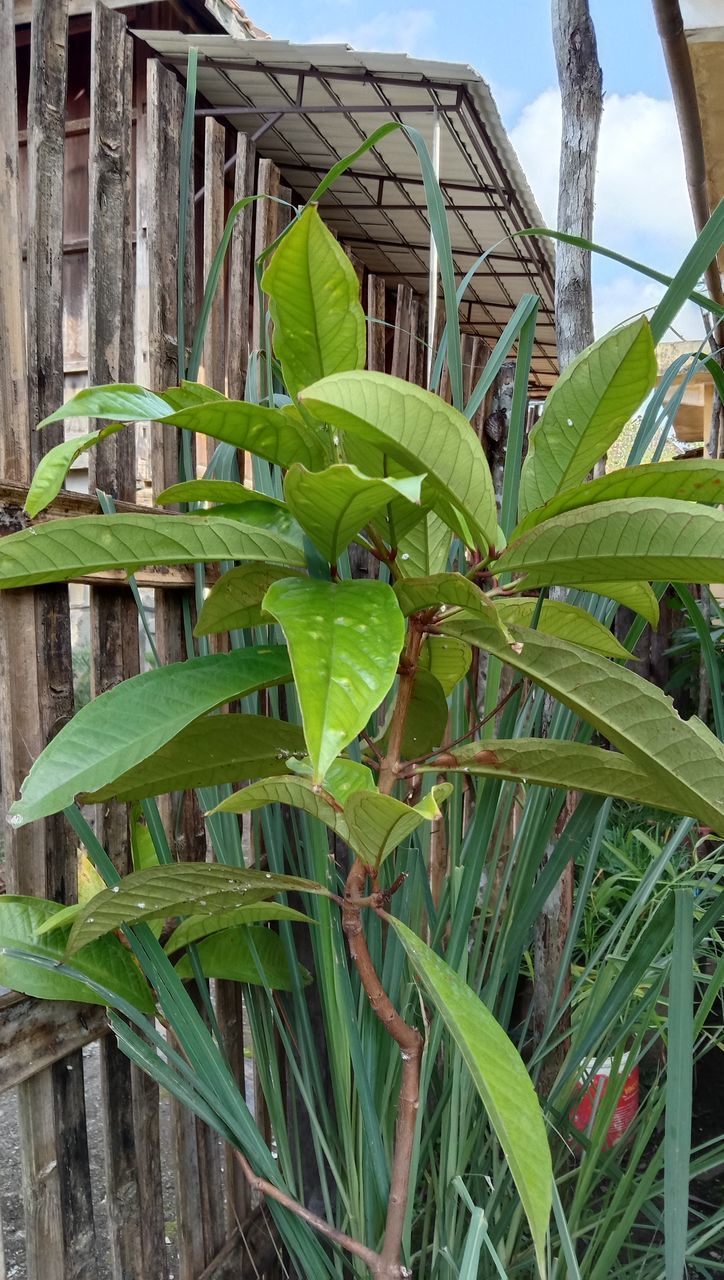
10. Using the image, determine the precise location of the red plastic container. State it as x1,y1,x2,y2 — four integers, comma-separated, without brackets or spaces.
570,1055,639,1149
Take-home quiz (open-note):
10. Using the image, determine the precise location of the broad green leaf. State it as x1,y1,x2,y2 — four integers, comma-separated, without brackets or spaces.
195,564,304,636
130,805,161,870
497,498,724,587
394,572,498,620
286,756,376,806
159,380,227,410
513,458,724,537
66,864,327,955
165,903,315,956
25,425,124,517
396,511,452,578
262,205,366,399
82,715,306,804
210,775,350,840
0,514,304,591
421,737,695,814
161,400,330,472
387,916,552,1276
443,617,724,835
0,896,155,1013
10,648,291,826
491,598,631,660
174,925,308,990
263,577,405,781
419,634,473,695
376,668,449,759
35,849,105,936
285,463,424,565
344,783,452,868
573,580,660,627
38,383,173,427
518,317,656,519
188,501,303,545
300,371,497,548
157,480,286,509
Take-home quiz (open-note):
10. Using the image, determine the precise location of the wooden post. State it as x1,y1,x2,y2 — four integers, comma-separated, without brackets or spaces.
250,157,281,397
146,58,226,1278
367,275,387,373
227,132,256,407
202,118,227,398
88,8,168,1278
390,283,413,379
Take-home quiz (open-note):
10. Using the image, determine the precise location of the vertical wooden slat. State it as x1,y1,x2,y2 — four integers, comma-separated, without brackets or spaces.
226,132,256,406
390,283,413,379
2,3,99,1276
202,117,227,397
88,8,167,1279
251,157,281,391
407,295,427,387
366,274,387,373
146,58,227,1279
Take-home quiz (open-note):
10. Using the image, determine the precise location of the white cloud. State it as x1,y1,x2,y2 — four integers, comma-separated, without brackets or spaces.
510,88,700,335
310,7,435,54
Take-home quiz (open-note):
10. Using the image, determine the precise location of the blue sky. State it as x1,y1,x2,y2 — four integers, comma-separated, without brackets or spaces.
258,0,698,336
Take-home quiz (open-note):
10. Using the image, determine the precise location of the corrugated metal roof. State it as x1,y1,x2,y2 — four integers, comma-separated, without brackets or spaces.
134,33,558,391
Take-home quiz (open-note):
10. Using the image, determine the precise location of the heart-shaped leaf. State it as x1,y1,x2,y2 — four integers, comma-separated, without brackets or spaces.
10,648,291,826
419,634,473,695
518,316,656,519
263,577,405,781
285,463,424,564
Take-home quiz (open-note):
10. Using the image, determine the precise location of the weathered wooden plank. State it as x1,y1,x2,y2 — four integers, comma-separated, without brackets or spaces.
227,132,256,415
407,295,427,388
202,118,227,397
366,274,387,373
88,10,163,1278
0,998,106,1094
251,157,281,395
390,283,413,380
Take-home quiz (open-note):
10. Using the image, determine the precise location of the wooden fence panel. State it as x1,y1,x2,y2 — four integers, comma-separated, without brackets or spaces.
227,132,256,407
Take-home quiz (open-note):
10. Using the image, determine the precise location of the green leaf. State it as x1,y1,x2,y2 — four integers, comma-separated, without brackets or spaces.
25,425,124,517
491,598,631,660
387,916,552,1276
497,498,724,587
210,775,350,841
0,514,305,591
82,714,306,803
376,668,449,759
10,648,291,826
174,925,308,990
38,383,173,427
513,458,724,537
443,617,724,835
159,381,227,410
300,371,497,548
344,784,452,868
66,864,327,955
262,205,366,400
664,891,694,1280
572,580,660,627
396,512,452,577
285,463,424,565
156,480,286,509
195,564,303,636
263,577,405,781
160,400,330,472
422,737,695,814
0,896,155,1012
130,805,161,871
394,572,499,620
419,634,473,695
286,756,376,806
518,317,657,519
165,903,315,956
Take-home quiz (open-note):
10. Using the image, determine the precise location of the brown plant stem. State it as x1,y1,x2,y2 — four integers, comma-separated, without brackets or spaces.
342,619,425,1271
234,1151,409,1279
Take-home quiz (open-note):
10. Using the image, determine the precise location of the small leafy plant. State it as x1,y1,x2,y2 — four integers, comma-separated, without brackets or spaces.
3,168,724,1277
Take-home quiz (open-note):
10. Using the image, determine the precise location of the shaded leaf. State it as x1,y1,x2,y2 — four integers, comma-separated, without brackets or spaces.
263,577,405,781
519,317,656,518
572,580,660,627
286,756,376,806
491,598,631,660
0,896,155,1013
300,371,497,548
10,648,291,826
394,572,498,620
344,784,452,868
38,383,172,427
66,864,327,955
387,916,552,1277
419,634,473,695
498,498,724,587
165,903,315,956
376,668,449,759
210,775,350,841
174,925,308,990
157,480,286,509
0,514,304,591
195,564,304,636
285,463,424,564
26,425,124,517
262,205,366,399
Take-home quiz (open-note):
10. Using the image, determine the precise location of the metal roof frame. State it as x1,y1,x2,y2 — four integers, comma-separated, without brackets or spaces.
134,33,558,391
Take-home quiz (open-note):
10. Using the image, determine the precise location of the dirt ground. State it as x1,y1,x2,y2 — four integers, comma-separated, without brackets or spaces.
0,1042,180,1278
